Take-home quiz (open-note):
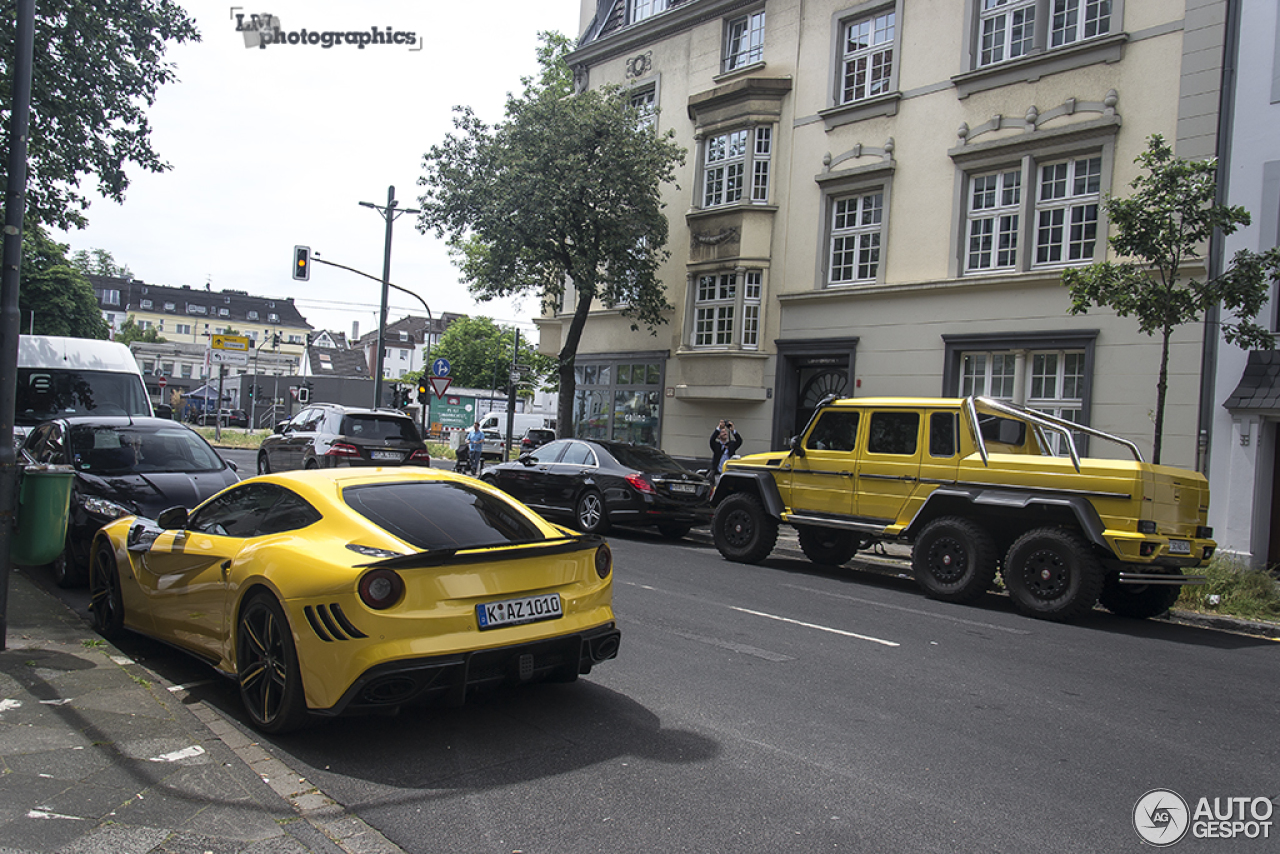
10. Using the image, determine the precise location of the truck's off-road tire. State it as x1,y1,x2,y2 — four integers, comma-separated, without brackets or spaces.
911,516,998,603
1098,569,1183,619
1002,527,1104,621
712,493,778,564
798,527,863,566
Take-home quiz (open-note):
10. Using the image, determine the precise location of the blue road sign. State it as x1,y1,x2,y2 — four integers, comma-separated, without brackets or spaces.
432,357,452,377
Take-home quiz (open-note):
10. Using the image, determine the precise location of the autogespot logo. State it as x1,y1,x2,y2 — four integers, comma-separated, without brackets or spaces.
1134,789,1190,847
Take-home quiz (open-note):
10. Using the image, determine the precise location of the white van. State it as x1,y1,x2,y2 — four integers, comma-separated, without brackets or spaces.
15,335,152,443
478,412,555,437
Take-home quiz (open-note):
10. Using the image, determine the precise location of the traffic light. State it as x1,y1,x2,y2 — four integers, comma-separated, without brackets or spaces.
247,385,254,400
292,245,311,281
417,380,428,402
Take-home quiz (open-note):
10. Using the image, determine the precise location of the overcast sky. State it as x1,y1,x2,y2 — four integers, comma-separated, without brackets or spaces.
50,0,582,340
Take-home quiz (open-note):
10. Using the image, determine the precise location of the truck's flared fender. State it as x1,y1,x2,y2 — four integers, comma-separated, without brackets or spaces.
711,471,786,519
902,485,1108,548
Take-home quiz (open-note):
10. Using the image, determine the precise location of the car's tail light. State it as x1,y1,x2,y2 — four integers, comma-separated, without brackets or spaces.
624,473,655,494
358,569,404,609
408,449,431,463
595,543,612,579
326,442,362,458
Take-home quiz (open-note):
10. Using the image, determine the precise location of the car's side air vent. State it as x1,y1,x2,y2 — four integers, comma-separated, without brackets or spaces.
303,604,369,642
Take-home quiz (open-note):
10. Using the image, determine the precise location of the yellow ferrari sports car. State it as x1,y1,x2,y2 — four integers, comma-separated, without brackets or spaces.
89,467,620,733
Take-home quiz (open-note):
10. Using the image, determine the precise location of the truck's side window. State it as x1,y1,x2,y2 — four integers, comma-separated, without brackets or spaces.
929,412,958,457
867,412,919,455
806,411,859,452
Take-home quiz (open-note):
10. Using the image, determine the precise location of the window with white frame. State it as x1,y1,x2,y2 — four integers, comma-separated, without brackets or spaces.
840,10,895,104
948,337,1092,455
691,270,764,348
1035,156,1101,265
979,0,1035,66
975,0,1113,68
742,272,762,349
694,273,736,347
966,169,1021,272
724,10,765,73
1051,0,1111,47
630,84,656,129
140,299,152,309
701,127,771,208
959,149,1105,275
829,191,884,284
176,324,192,335
629,0,668,24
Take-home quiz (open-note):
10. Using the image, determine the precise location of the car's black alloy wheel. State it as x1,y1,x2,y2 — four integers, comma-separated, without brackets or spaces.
89,543,125,640
237,594,308,734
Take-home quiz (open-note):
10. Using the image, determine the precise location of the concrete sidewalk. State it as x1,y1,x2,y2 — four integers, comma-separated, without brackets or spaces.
0,565,406,854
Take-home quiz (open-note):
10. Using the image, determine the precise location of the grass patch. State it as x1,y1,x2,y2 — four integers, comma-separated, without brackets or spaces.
1176,554,1280,624
192,426,270,449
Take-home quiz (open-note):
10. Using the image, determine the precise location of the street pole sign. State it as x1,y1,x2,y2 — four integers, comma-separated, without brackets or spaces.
431,357,451,377
211,334,251,352
428,376,452,400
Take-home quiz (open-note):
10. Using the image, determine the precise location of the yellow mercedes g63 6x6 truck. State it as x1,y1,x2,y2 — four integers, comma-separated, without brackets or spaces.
710,396,1215,623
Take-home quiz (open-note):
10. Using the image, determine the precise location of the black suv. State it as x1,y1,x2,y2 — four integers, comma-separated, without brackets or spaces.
519,427,556,454
256,403,430,473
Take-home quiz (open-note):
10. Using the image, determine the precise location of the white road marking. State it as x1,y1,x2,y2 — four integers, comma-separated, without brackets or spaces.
781,583,1032,635
729,606,900,647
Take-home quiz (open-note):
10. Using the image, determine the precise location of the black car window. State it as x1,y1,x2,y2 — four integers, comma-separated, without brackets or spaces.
70,425,225,474
530,441,569,464
25,423,63,464
560,442,596,467
189,484,284,537
807,411,859,452
344,481,544,550
341,414,420,442
607,444,688,473
867,411,920,455
257,491,323,535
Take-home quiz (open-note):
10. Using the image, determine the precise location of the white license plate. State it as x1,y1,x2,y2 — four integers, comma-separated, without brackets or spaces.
670,482,696,494
1168,539,1191,555
476,593,563,630
370,450,402,461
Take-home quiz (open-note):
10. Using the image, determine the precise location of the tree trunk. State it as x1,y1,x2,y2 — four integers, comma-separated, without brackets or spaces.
555,286,596,439
1152,326,1172,465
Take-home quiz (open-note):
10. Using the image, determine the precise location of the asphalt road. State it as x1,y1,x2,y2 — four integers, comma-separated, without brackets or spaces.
67,450,1280,852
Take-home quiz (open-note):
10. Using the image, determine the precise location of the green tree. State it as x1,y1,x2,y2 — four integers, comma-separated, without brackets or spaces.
417,31,685,435
70,248,133,279
428,316,553,394
0,1,200,230
1063,135,1280,464
18,228,109,339
115,315,165,345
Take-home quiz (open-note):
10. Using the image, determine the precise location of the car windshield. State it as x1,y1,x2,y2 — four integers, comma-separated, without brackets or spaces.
340,414,420,442
607,444,690,473
16,369,151,425
344,481,545,550
69,425,226,474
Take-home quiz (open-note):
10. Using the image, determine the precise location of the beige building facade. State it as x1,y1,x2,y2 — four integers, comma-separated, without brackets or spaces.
549,0,1227,467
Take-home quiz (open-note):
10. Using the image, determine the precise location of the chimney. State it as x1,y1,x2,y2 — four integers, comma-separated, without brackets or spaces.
351,321,359,343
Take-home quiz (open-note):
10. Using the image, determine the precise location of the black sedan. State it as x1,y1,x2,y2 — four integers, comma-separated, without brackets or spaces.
481,438,712,539
21,416,240,587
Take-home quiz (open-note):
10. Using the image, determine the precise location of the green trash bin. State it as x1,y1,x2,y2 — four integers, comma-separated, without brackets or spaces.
12,464,74,566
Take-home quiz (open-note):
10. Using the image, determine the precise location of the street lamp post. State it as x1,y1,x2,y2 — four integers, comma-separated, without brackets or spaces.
359,186,420,410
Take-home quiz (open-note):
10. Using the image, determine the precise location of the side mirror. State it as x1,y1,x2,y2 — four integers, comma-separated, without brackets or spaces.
789,435,805,457
225,460,238,473
519,454,536,466
274,421,288,435
156,506,189,530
